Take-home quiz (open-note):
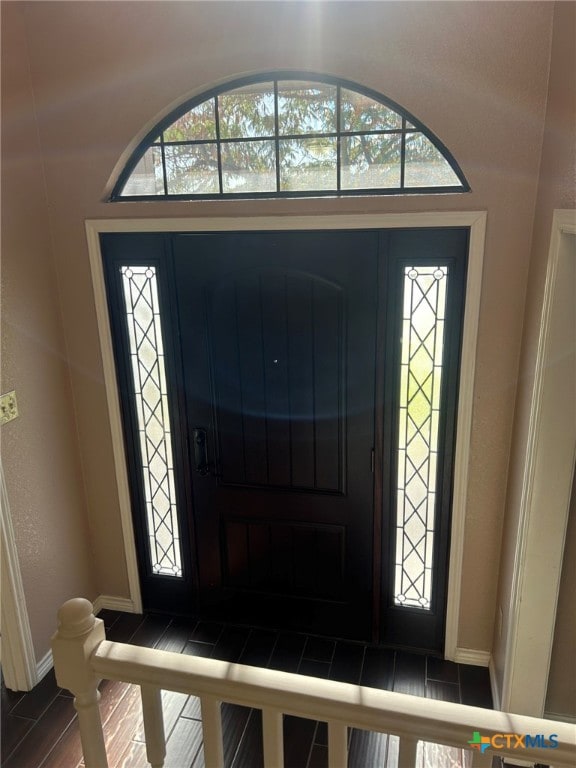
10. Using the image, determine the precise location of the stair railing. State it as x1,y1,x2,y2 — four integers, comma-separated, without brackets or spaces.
52,599,576,768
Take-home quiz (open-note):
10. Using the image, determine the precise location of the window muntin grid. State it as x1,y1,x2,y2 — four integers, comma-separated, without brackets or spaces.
120,266,183,578
112,74,469,200
394,266,448,610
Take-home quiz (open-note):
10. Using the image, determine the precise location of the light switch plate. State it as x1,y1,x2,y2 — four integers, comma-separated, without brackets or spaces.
0,391,19,425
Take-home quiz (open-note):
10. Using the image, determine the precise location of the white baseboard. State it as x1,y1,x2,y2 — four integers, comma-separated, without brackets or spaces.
544,710,576,724
452,647,491,667
36,649,53,682
92,595,137,614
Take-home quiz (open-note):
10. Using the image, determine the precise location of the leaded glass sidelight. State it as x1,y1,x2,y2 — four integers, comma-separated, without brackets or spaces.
394,266,448,609
111,72,469,200
120,266,183,577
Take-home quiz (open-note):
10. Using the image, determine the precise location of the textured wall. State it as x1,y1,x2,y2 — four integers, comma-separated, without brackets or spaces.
1,2,97,661
2,0,560,658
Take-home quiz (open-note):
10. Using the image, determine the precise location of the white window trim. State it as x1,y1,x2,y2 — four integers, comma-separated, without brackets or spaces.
85,211,487,656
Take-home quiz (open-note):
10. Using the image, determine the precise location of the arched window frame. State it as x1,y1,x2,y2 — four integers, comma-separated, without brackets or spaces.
111,71,470,201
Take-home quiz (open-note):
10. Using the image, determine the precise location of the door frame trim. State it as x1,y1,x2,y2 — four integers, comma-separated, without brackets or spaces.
502,210,576,714
0,459,39,690
86,211,487,655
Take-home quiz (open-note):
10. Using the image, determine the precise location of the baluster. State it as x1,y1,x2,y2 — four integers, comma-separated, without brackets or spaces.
262,708,284,768
397,735,418,767
328,722,348,768
51,599,108,768
141,685,166,768
200,695,224,768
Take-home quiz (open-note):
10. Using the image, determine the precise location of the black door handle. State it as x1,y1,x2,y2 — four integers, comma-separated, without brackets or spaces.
192,427,210,475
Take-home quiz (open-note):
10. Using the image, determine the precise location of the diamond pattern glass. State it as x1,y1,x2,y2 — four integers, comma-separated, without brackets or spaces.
120,266,183,577
394,266,448,609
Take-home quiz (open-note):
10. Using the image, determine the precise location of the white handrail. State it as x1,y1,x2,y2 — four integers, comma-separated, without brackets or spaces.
52,599,576,768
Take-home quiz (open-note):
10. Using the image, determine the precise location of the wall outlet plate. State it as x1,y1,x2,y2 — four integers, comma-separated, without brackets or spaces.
0,391,19,425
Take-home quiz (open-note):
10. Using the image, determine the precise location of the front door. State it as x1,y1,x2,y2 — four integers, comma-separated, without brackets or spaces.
174,230,377,640
101,227,468,651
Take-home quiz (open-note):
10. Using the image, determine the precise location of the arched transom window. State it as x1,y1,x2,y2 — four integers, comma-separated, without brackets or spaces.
112,72,469,200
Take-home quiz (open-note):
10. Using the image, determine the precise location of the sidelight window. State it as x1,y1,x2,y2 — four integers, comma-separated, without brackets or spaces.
394,266,448,609
111,72,469,200
120,266,183,578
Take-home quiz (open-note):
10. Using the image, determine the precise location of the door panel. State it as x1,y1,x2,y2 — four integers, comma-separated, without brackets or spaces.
173,231,378,639
207,269,343,492
101,227,468,652
222,519,345,599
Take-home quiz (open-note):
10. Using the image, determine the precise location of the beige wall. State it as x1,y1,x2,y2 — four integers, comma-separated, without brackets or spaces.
2,0,564,660
492,0,576,704
1,2,97,660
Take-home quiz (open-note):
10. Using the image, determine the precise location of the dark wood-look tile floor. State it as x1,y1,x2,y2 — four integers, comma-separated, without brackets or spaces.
2,611,495,768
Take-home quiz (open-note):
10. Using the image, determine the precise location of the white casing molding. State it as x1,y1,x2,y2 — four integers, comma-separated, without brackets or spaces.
0,461,38,691
489,656,501,711
36,649,54,683
452,648,491,667
502,210,576,716
92,595,137,614
86,222,144,615
443,215,486,662
86,211,487,657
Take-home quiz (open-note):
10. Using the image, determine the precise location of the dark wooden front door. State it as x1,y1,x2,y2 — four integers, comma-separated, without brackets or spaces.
101,227,468,652
173,231,378,640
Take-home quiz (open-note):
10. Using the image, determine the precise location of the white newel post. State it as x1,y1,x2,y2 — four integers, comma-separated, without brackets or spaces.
51,598,108,768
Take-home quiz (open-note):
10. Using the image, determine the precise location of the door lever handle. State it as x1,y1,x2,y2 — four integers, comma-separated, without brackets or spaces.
192,427,210,476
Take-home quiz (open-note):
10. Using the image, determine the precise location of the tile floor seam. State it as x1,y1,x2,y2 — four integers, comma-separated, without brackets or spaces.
10,690,61,725
2,725,35,764
306,721,321,768
234,627,253,664
229,705,256,768
36,715,79,768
